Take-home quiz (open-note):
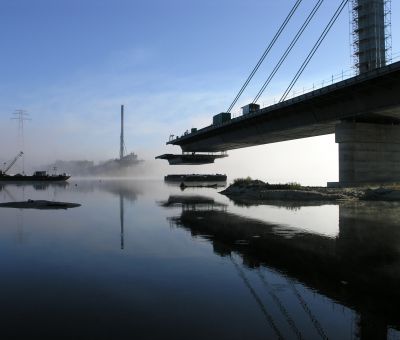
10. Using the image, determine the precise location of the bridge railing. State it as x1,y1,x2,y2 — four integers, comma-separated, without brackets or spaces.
253,51,400,112
229,67,356,118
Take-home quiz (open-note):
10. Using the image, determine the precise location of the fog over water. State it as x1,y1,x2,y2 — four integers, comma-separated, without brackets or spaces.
0,132,338,186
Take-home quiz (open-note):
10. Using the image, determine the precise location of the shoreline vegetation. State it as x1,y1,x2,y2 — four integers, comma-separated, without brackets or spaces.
220,177,400,202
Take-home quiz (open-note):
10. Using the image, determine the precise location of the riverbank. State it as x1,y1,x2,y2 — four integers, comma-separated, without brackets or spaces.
220,179,400,202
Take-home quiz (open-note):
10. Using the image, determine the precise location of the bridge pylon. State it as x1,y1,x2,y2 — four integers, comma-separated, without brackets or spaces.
351,0,391,74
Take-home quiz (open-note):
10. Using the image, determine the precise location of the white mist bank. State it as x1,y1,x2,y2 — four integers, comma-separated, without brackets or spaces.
1,134,338,186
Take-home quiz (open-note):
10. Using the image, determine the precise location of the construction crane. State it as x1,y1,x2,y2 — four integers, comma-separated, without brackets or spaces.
2,151,23,174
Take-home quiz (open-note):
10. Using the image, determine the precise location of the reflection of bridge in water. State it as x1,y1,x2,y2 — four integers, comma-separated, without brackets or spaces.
163,195,400,339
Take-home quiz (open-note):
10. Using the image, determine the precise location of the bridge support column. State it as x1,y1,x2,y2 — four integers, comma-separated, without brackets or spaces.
335,122,400,186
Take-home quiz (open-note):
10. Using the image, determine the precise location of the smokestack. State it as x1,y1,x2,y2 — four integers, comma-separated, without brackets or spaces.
120,105,124,160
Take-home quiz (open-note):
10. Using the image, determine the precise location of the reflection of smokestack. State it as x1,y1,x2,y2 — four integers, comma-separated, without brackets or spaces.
120,105,124,160
120,193,124,250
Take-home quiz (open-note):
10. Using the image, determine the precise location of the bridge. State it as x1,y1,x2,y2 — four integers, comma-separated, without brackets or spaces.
169,61,400,185
159,0,399,186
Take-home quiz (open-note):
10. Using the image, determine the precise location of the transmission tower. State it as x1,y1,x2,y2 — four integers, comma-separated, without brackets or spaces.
11,110,31,174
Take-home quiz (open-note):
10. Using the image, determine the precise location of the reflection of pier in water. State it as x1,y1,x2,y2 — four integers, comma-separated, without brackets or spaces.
164,195,400,339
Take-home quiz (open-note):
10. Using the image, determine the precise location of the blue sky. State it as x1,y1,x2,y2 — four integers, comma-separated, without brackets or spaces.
1,0,399,184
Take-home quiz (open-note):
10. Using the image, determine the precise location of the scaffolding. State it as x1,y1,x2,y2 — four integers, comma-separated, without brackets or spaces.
350,0,392,74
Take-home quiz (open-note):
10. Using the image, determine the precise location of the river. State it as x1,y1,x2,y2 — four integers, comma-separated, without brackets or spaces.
0,179,399,339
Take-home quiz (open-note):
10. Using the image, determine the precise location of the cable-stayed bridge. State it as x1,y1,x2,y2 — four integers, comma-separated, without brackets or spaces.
159,0,399,186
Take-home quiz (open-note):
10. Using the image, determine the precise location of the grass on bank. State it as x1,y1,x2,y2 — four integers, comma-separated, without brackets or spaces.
233,177,302,190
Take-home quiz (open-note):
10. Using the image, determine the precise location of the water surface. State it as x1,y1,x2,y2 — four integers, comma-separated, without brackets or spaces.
1,180,399,339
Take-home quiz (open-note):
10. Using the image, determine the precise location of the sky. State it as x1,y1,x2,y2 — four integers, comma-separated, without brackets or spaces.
0,0,399,185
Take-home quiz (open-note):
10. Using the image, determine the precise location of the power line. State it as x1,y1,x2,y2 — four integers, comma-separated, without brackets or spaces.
226,0,303,113
280,0,349,102
253,0,325,104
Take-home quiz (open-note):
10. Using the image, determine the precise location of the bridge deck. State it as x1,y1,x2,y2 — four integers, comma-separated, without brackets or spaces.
168,61,400,152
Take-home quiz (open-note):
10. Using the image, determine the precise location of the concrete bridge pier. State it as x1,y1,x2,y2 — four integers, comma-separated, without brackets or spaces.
334,122,400,186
